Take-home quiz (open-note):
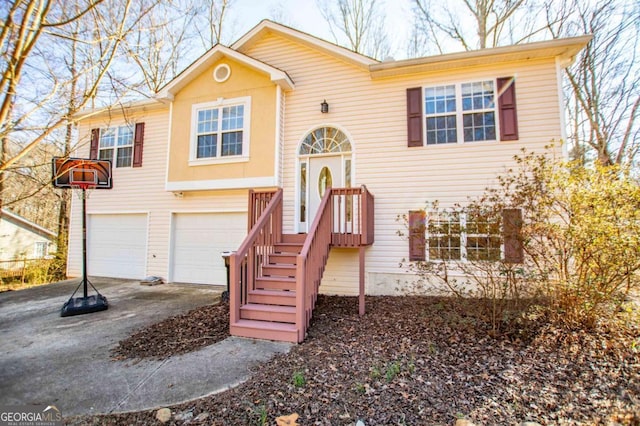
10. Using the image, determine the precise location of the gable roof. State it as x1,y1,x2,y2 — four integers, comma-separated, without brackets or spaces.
1,209,57,240
156,44,295,100
232,19,379,69
78,21,591,117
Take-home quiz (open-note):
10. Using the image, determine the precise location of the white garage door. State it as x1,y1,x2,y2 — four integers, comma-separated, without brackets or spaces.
171,212,247,285
87,214,147,279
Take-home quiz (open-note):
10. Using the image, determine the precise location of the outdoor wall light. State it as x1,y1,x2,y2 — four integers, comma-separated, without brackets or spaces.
321,100,329,113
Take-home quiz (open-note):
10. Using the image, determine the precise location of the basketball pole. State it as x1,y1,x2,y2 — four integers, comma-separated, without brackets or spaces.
81,188,88,299
60,182,108,317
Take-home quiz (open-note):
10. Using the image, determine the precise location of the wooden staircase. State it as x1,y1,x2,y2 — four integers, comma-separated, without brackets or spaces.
231,234,304,342
229,187,374,343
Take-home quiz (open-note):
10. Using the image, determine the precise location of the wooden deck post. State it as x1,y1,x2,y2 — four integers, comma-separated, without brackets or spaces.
359,246,365,316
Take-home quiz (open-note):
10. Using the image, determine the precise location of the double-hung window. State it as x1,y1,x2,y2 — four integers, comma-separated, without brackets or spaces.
425,80,497,145
191,97,250,163
99,125,134,167
427,211,501,261
33,241,48,259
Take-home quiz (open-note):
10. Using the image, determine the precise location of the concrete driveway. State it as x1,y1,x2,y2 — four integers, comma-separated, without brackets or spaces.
0,278,291,417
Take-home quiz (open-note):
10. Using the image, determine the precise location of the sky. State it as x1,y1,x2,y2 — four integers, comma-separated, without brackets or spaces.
225,0,414,58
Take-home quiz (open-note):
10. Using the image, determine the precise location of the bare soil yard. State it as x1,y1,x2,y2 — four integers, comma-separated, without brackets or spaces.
82,296,639,425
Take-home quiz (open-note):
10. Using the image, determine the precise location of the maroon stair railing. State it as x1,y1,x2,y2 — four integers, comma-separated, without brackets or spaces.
248,189,278,230
294,185,375,341
231,186,374,343
295,188,333,342
230,189,282,326
330,186,375,247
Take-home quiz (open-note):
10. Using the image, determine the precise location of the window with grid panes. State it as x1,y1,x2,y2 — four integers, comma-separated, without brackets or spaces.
193,100,248,160
99,125,133,167
427,211,501,261
424,80,497,145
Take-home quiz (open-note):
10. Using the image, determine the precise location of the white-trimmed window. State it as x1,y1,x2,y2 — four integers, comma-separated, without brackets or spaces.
427,211,501,261
190,97,251,163
425,80,497,145
99,125,134,167
33,241,48,259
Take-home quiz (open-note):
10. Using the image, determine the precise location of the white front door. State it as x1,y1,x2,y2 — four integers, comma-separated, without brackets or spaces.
306,155,343,230
297,126,353,232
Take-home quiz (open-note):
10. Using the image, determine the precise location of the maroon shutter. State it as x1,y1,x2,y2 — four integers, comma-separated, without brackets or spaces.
503,208,524,263
90,128,100,159
409,210,426,261
406,87,423,147
133,122,145,167
497,77,518,141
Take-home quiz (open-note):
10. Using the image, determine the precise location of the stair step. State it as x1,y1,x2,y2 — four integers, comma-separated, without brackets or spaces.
281,233,307,244
262,264,296,277
240,303,296,323
268,253,298,265
255,276,296,291
230,319,299,343
274,242,303,254
247,289,296,306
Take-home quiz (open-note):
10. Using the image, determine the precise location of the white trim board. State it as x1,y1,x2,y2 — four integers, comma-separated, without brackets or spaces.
165,176,276,191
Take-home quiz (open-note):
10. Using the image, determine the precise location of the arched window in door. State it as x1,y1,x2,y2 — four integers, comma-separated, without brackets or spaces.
299,127,352,155
298,127,353,229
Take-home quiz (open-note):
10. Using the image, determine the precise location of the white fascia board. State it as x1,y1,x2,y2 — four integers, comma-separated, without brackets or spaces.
369,35,593,79
156,45,294,100
165,176,277,192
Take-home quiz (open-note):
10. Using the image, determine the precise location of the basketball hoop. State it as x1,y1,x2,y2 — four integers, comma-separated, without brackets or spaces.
69,168,97,200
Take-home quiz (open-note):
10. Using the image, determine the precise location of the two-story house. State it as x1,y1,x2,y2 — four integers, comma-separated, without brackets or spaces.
70,20,590,342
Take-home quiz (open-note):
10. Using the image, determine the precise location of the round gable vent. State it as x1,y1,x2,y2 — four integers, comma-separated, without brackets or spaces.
213,64,231,83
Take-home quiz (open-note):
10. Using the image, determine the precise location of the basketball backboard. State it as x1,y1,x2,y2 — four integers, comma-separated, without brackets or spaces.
52,157,112,189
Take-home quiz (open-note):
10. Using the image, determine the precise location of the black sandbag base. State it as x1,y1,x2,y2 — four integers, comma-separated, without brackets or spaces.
61,294,108,317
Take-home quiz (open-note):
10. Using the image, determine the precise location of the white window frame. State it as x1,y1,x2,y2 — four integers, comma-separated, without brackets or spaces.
33,241,48,259
99,125,134,168
424,79,499,146
189,96,251,166
426,211,502,262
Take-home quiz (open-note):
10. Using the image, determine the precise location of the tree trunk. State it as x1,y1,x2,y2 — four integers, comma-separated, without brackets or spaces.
0,134,6,211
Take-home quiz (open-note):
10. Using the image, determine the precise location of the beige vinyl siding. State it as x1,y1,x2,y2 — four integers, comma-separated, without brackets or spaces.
68,107,248,279
246,33,564,295
319,248,359,296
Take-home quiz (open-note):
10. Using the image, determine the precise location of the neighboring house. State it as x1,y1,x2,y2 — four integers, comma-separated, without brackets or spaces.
70,20,590,342
0,209,56,261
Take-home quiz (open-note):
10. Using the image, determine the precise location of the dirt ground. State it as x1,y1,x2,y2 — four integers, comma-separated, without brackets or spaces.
75,295,639,425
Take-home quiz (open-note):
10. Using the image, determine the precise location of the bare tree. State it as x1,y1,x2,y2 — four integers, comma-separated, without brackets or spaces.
412,0,550,53
193,0,235,49
407,17,431,58
549,0,640,166
3,144,62,231
317,0,391,59
269,3,293,27
124,1,201,94
0,0,158,175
